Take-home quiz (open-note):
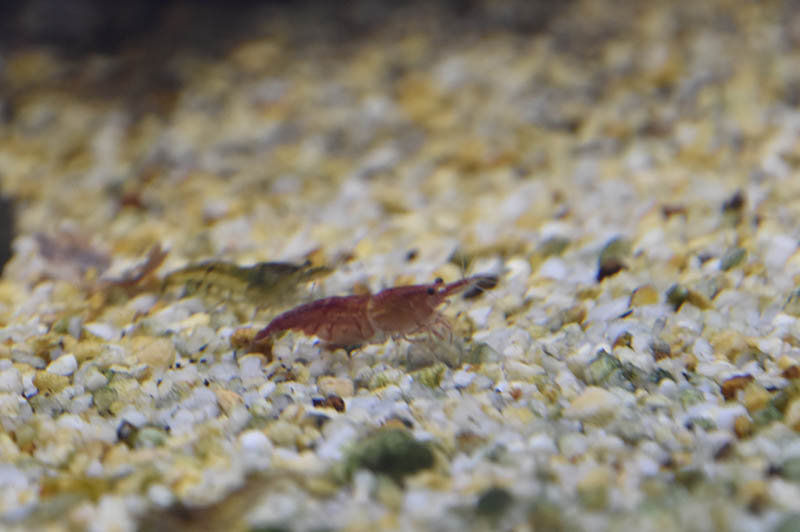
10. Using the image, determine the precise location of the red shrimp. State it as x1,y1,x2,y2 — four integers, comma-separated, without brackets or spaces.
250,275,494,352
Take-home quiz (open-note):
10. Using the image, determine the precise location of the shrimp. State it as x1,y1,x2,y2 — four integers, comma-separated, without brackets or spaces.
163,260,331,308
249,275,496,352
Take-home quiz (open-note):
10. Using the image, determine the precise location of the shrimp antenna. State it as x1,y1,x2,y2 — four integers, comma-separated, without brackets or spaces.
447,246,503,301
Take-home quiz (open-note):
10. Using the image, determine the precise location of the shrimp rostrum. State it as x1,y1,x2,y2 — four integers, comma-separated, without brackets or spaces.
250,275,497,352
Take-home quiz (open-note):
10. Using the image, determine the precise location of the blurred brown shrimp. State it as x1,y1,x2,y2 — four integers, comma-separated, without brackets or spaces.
163,260,331,310
249,274,497,353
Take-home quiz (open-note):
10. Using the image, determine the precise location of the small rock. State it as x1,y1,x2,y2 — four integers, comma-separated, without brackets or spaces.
215,389,245,416
312,394,346,412
33,371,69,393
784,398,800,431
452,369,475,388
129,337,176,372
83,367,108,391
583,350,621,385
720,374,754,401
564,387,619,422
239,429,272,453
410,363,447,388
782,365,800,379
537,236,570,257
741,382,771,412
785,290,800,317
773,514,800,532
230,327,257,351
650,339,672,360
666,283,689,310
752,404,782,427
318,376,355,398
576,466,610,509
597,237,629,282
720,247,746,271
84,322,119,341
733,415,752,438
779,457,800,482
46,354,78,376
135,427,168,448
0,368,22,394
93,386,118,415
629,285,660,306
476,486,514,518
265,419,302,447
344,428,434,481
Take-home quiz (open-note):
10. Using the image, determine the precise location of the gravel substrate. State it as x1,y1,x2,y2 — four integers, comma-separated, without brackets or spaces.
2,1,800,531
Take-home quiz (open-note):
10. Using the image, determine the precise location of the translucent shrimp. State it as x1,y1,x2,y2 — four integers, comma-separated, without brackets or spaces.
163,260,331,309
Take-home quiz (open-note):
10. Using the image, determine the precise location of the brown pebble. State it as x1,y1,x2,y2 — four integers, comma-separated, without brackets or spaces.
230,328,257,350
734,415,753,439
630,285,660,306
325,394,345,412
721,374,754,401
650,339,672,360
661,204,687,218
722,190,745,213
613,331,633,349
597,258,625,282
215,389,245,416
782,366,800,380
314,394,345,412
510,388,523,401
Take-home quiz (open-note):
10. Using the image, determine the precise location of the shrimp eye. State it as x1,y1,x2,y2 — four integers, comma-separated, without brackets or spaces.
434,277,443,285
427,287,435,295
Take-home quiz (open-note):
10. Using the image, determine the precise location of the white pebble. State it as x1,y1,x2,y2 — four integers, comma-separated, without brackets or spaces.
239,429,271,452
564,386,619,421
118,409,148,428
46,354,78,376
684,403,747,431
84,368,108,391
147,484,175,507
0,464,28,488
0,368,22,394
764,234,797,271
84,322,119,341
538,257,567,280
588,297,629,322
528,433,557,454
451,370,475,388
467,306,493,328
317,422,358,461
258,381,276,398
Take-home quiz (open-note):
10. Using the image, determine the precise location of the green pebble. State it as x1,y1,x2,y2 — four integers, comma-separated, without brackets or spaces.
773,514,800,532
583,350,621,386
412,363,447,388
785,289,800,317
666,283,689,311
135,427,168,448
780,457,800,482
463,342,500,365
648,368,676,384
476,486,513,517
686,417,715,431
720,247,746,271
344,428,434,481
93,386,118,415
538,236,570,257
752,404,783,426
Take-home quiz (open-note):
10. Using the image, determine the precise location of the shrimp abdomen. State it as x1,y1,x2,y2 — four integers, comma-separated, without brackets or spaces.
255,294,374,345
